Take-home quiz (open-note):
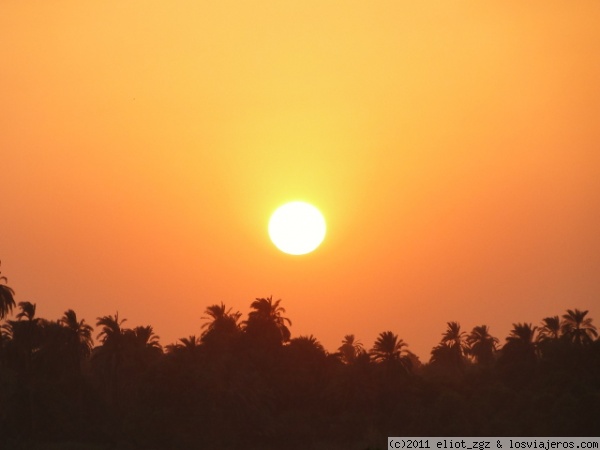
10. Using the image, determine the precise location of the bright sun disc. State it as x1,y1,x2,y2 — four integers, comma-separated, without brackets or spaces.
269,202,326,255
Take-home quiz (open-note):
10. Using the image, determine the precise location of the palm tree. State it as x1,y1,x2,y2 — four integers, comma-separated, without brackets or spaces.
561,309,598,345
248,296,291,329
131,325,161,349
430,342,459,366
202,302,242,338
166,335,201,353
285,335,328,396
289,334,326,355
124,325,163,371
9,302,41,358
0,262,16,365
180,334,201,348
428,322,469,374
5,302,40,354
467,325,499,365
93,312,127,406
129,325,162,356
59,309,93,421
371,331,412,376
498,323,539,384
0,261,16,320
370,331,407,363
244,296,292,345
96,312,127,344
338,334,365,364
403,350,422,372
506,322,537,346
6,301,42,435
538,316,562,342
501,322,538,365
60,309,94,361
441,321,468,355
16,301,37,322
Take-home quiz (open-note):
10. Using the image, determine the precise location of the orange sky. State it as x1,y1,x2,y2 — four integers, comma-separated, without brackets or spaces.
2,1,599,360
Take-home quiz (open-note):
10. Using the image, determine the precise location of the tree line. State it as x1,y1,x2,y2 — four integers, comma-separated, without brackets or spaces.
1,263,599,449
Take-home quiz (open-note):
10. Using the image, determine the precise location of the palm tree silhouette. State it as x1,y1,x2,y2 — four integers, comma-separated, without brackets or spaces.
166,335,201,353
561,309,598,345
500,322,538,365
123,325,163,372
249,296,291,331
9,302,41,359
284,335,328,404
6,301,41,435
0,262,16,366
5,302,40,354
338,334,365,364
430,342,458,365
370,331,406,363
16,301,37,322
441,321,468,355
498,322,539,385
0,261,16,321
370,331,412,377
59,309,93,421
538,316,562,342
428,322,469,374
244,296,292,345
96,313,127,342
130,325,162,356
467,325,499,365
506,322,537,346
130,325,161,350
289,334,326,354
180,335,201,348
60,309,94,361
202,302,242,340
94,312,127,406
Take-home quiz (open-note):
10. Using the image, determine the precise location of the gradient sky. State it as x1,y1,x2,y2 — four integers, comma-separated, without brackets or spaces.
2,1,599,360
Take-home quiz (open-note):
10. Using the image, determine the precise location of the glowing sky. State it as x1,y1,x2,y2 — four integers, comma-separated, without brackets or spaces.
2,1,599,359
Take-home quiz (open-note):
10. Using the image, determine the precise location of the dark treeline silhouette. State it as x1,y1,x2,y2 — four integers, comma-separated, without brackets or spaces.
0,266,599,449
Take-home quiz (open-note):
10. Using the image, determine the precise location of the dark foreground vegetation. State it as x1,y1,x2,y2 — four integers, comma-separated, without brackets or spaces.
1,264,599,449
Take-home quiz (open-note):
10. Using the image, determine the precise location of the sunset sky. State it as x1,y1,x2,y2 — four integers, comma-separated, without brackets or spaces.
2,1,599,360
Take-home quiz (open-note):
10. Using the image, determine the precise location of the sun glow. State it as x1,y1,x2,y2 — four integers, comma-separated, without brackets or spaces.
268,202,326,255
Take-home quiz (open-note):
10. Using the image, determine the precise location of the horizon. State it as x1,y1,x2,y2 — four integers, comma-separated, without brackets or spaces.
0,277,596,362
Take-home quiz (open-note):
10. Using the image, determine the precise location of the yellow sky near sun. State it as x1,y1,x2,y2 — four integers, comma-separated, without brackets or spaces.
1,1,600,358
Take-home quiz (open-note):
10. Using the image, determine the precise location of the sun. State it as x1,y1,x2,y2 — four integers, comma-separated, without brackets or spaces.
268,201,326,255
